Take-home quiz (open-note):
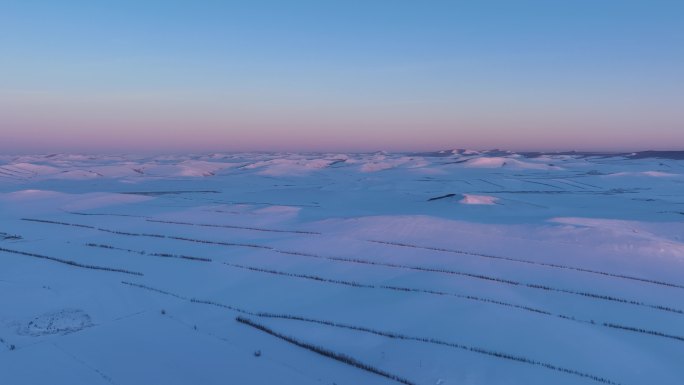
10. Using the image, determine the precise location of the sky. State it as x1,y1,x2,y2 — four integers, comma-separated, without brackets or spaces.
1,0,683,153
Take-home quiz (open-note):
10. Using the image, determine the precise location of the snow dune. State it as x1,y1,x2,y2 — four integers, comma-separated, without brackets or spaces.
1,151,683,385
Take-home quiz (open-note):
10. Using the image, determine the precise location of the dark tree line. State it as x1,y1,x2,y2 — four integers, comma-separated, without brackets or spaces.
24,217,684,316
86,243,211,262
368,239,684,290
236,316,416,385
123,279,683,385
146,218,321,235
0,246,143,276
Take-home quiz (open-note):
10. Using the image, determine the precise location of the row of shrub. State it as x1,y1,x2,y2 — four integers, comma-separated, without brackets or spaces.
22,218,163,238
278,249,520,285
68,211,147,218
603,322,684,343
121,281,256,316
245,313,619,385
25,215,682,323
368,239,684,290
0,246,143,276
225,262,368,288
277,248,684,316
85,243,212,262
121,281,188,300
26,217,680,317
236,316,417,385
146,219,322,235
120,279,674,384
224,262,684,345
24,216,684,297
223,262,559,318
525,283,684,315
166,235,271,250
22,218,271,250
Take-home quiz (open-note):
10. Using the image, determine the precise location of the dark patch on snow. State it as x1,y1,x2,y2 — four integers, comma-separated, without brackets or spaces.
0,232,22,241
427,193,456,201
328,159,347,167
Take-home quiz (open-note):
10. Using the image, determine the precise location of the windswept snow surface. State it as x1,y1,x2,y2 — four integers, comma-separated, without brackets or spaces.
1,151,683,385
459,194,499,205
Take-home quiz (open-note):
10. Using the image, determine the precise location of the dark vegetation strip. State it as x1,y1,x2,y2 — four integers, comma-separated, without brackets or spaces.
0,336,15,351
121,281,620,384
122,281,251,314
258,312,684,342
427,193,456,201
85,243,211,262
368,239,684,290
525,283,684,315
22,218,683,314
207,200,320,208
236,317,417,385
168,235,271,250
0,247,143,276
146,219,321,235
120,190,220,196
277,250,684,316
67,211,150,218
21,218,272,250
235,267,684,345
244,315,620,385
278,250,520,285
223,262,573,318
602,323,684,343
121,281,188,300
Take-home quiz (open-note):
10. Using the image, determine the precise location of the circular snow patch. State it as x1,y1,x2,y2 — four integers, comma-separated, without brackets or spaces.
19,309,93,336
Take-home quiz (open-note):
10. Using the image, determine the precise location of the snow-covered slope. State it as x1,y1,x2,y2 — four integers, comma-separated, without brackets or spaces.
1,151,683,385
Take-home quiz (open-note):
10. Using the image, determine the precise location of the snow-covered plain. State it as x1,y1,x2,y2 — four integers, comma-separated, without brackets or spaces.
1,150,683,385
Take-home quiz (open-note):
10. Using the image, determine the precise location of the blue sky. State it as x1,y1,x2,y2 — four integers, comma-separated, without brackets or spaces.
1,0,682,152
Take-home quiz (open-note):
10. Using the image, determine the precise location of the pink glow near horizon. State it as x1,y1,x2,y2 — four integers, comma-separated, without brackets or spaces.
2,91,682,153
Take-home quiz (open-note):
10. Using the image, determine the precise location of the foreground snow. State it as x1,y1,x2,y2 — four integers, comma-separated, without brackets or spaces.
1,151,683,385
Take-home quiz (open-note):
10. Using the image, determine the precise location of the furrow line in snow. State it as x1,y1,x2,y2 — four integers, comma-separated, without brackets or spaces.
51,343,117,385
